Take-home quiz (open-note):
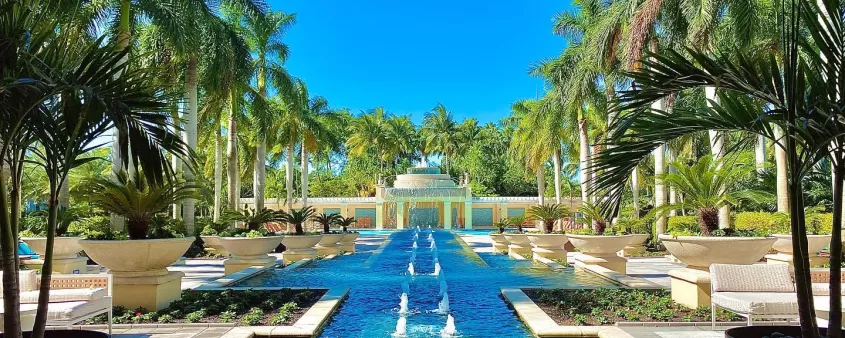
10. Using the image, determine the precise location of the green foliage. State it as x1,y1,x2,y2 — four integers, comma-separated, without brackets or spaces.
240,307,264,326
616,217,650,235
577,201,608,235
184,310,205,323
223,208,284,231
336,216,356,232
218,311,236,323
735,212,789,236
67,216,111,237
157,314,173,324
147,215,186,239
268,302,298,325
667,216,698,236
282,206,316,235
197,217,229,236
528,204,569,233
506,215,527,233
312,213,340,233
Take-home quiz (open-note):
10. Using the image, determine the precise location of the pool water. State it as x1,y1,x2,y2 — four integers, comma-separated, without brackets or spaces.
235,229,616,337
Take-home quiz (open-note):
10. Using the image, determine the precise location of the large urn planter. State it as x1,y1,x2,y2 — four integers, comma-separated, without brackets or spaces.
620,234,650,257
78,238,193,311
281,235,323,264
658,235,776,270
489,233,509,253
526,234,569,260
503,233,531,259
567,234,632,274
766,234,831,267
219,236,283,275
315,233,345,256
200,235,230,257
21,237,86,274
339,232,360,253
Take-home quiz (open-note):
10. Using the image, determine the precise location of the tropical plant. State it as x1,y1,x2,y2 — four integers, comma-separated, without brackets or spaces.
282,206,317,235
80,173,198,240
528,204,569,234
493,220,508,234
223,207,284,231
578,201,610,235
506,215,527,234
421,104,460,174
336,216,356,232
312,213,340,233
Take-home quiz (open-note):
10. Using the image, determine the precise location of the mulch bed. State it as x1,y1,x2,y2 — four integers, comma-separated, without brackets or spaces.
522,288,740,326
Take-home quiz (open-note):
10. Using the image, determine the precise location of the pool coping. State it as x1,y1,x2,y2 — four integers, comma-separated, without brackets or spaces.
196,258,312,290
501,288,633,337
76,287,349,338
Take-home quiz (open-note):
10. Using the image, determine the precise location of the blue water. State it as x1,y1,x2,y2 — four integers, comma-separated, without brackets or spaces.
235,229,616,337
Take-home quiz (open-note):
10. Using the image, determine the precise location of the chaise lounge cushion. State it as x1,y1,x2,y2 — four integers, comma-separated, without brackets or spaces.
45,297,111,321
712,292,798,315
710,264,795,293
18,288,106,304
0,270,38,292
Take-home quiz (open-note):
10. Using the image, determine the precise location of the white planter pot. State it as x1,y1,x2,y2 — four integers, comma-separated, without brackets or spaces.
219,236,283,260
489,233,509,253
503,233,531,257
282,234,323,251
200,235,228,255
527,234,569,260
315,233,345,255
340,232,360,253
79,238,193,277
22,237,82,259
567,234,633,257
620,234,650,256
658,234,776,270
771,234,831,255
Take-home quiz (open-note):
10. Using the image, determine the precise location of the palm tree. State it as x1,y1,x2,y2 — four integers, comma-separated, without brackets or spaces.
312,213,340,233
238,9,296,212
506,215,527,234
282,206,317,235
222,207,284,231
527,204,569,233
336,216,356,232
509,100,556,205
346,108,389,174
578,201,610,235
421,104,460,174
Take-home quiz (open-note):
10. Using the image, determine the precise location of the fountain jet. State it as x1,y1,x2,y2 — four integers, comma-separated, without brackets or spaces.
438,292,450,313
402,279,410,294
439,278,447,296
430,241,436,249
441,314,457,337
412,241,418,249
394,317,407,336
399,293,409,315
433,262,441,276
408,262,415,276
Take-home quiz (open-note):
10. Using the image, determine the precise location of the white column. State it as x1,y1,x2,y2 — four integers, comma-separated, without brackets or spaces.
396,201,405,230
502,203,509,221
340,203,349,218
464,202,473,229
375,202,384,230
443,201,453,229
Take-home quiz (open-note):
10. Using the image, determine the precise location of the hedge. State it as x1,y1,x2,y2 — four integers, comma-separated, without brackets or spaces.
666,212,833,236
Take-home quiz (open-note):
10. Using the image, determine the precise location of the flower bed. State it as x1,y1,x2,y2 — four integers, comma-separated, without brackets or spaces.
87,288,325,326
522,288,740,325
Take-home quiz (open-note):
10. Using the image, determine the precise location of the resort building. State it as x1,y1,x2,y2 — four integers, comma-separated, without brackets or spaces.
242,167,581,229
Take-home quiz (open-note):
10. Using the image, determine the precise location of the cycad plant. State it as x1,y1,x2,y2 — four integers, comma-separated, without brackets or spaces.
493,220,508,234
81,172,198,240
527,204,569,233
336,216,356,232
506,215,527,233
282,206,317,235
578,201,609,235
656,156,765,235
312,213,340,233
223,207,284,231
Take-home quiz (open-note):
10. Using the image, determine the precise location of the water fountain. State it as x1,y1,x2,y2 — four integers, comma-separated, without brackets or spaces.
439,278,447,296
402,279,410,294
412,241,418,249
441,314,457,337
433,262,441,276
428,233,433,241
410,250,416,262
438,292,450,313
430,240,436,249
408,262,415,276
398,293,409,315
394,317,407,336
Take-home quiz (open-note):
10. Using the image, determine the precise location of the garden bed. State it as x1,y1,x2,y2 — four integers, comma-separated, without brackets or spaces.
523,288,740,326
87,288,326,326
627,250,667,258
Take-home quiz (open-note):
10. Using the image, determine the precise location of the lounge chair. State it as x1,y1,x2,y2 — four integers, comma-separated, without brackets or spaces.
709,263,799,329
2,270,112,334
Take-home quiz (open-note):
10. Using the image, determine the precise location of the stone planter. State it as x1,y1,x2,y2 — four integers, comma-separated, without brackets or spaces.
21,237,86,274
78,238,193,311
489,233,509,253
620,234,650,257
315,233,345,256
658,235,776,270
219,236,283,275
526,234,569,260
567,234,632,274
281,234,323,264
340,232,360,253
200,235,229,257
767,234,832,267
503,233,531,258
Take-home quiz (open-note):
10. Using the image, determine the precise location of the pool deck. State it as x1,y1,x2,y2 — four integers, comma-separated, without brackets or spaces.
82,232,750,338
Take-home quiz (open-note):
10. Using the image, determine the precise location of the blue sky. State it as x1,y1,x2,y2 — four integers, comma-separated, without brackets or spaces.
267,0,571,124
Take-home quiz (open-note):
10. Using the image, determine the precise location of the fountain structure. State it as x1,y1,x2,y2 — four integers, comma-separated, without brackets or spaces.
378,167,471,229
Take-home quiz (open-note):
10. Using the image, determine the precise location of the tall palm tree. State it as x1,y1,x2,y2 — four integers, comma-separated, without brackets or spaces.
346,108,389,173
421,104,459,174
238,9,296,211
509,100,555,204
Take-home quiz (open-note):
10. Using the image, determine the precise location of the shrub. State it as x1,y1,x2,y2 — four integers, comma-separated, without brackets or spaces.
667,216,697,235
218,311,236,323
157,314,174,323
240,307,264,326
185,309,205,323
734,212,789,236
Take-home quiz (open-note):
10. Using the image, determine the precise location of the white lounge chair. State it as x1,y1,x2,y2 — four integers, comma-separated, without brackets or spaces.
2,270,112,335
710,263,799,329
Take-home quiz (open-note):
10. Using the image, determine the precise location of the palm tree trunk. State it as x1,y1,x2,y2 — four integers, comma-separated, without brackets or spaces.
58,178,69,209
667,147,678,216
286,144,294,209
631,167,640,218
705,86,730,229
301,146,309,207
171,109,182,219
652,99,667,234
110,0,131,232
774,126,790,213
32,175,61,338
553,149,562,204
830,162,844,336
578,118,591,202
537,166,546,205
213,118,223,221
182,55,198,235
254,140,266,211
755,134,767,174
227,89,239,212
0,152,22,338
